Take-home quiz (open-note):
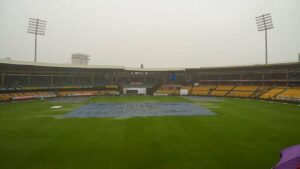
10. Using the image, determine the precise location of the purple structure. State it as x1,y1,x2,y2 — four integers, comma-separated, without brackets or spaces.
273,145,300,169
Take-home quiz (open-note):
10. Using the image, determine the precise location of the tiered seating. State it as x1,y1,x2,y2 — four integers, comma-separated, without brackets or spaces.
1,85,300,102
210,85,235,96
260,87,286,99
276,88,300,101
216,85,235,91
250,86,270,98
155,89,180,95
190,86,216,96
0,92,56,101
99,90,120,96
227,86,259,98
181,86,192,92
10,93,23,97
33,92,56,98
56,90,98,97
155,85,181,95
191,90,209,95
227,91,254,97
0,90,122,101
8,93,33,100
233,86,259,91
210,90,228,96
0,94,10,101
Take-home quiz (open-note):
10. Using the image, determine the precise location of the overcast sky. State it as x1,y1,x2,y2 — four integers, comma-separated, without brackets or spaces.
0,0,299,68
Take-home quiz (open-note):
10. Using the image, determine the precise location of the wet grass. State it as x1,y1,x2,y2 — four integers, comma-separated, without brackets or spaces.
0,96,300,169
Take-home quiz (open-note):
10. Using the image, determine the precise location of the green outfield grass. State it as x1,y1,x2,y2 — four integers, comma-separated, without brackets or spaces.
0,96,300,169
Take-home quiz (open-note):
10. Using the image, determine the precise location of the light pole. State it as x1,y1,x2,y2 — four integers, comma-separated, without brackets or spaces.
27,18,46,62
255,13,274,64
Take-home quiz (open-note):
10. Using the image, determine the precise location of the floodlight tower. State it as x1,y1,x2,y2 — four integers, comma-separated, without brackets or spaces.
255,13,274,64
27,18,46,62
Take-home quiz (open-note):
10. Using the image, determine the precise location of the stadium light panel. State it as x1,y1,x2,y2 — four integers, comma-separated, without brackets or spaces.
255,13,274,64
27,18,47,63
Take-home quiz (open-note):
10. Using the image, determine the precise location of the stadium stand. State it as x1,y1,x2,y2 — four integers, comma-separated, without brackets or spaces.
216,85,235,91
226,86,260,98
233,86,259,91
56,90,98,97
190,86,216,96
0,90,121,101
154,85,181,95
227,91,254,97
0,60,300,102
0,94,10,101
260,87,286,100
181,85,192,91
210,85,234,96
276,87,300,101
210,90,228,96
0,91,56,101
99,90,120,96
250,86,272,98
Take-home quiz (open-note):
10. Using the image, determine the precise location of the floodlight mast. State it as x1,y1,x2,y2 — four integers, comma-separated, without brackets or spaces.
256,13,274,64
27,18,46,62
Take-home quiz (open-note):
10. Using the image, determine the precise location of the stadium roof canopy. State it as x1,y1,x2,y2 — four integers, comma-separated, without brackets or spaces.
0,60,185,71
0,59,299,72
